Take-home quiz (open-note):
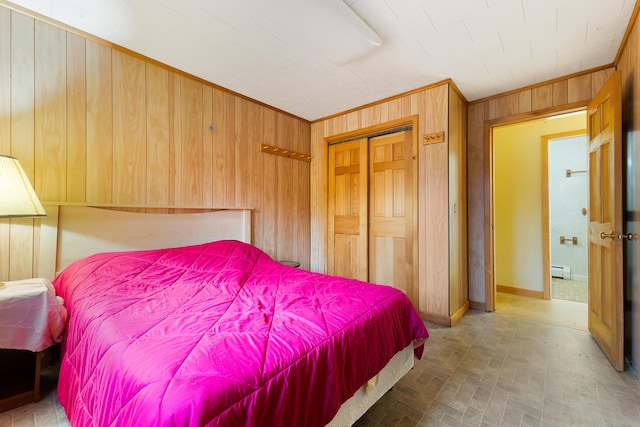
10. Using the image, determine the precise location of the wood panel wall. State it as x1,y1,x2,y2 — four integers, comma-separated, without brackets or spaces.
310,81,468,323
0,5,311,281
467,66,615,310
448,87,468,318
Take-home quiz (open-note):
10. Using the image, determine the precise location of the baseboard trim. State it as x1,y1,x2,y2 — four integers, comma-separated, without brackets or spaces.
420,301,470,327
420,311,451,326
497,284,544,299
469,300,487,311
450,302,469,326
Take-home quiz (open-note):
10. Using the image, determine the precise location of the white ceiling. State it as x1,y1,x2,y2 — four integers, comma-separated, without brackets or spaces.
5,0,636,121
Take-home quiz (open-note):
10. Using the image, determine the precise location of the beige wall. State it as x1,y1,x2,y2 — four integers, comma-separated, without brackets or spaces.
493,114,586,292
467,66,615,308
0,5,311,281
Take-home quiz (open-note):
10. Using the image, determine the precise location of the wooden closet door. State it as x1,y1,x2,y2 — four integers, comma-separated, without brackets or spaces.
368,131,415,302
327,138,368,281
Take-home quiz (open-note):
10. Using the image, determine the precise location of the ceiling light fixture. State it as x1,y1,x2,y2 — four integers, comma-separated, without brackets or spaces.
266,0,382,65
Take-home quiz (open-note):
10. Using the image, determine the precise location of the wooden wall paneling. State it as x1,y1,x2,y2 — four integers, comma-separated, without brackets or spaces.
234,97,249,207
223,91,236,206
9,219,35,279
485,98,497,120
168,70,182,207
467,103,486,306
112,51,147,205
297,122,311,270
329,115,347,137
363,103,387,128
532,84,553,111
552,80,569,106
345,111,360,132
212,88,227,206
35,21,67,202
261,108,278,256
518,91,532,114
0,219,9,281
201,85,214,207
180,76,203,206
0,4,313,278
276,115,295,260
85,40,113,204
66,33,87,203
11,12,35,181
0,9,9,281
248,102,264,247
568,74,593,103
0,7,9,157
494,93,519,118
592,68,616,97
388,98,404,121
10,13,36,279
448,87,468,316
309,124,326,272
145,62,170,207
419,85,449,317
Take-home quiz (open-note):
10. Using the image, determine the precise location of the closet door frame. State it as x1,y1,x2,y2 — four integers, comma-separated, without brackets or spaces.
325,116,419,306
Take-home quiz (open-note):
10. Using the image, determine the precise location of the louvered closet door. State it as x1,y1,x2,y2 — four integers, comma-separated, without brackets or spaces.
368,131,415,301
327,138,368,281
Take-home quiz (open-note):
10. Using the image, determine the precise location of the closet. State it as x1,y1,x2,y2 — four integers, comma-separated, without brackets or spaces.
312,82,468,326
327,127,417,306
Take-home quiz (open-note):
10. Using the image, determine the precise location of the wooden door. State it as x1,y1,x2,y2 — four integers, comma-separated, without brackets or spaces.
327,138,368,281
368,131,415,302
587,71,624,371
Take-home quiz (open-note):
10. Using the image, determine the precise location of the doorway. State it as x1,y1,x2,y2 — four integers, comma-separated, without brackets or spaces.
543,130,589,304
492,112,589,330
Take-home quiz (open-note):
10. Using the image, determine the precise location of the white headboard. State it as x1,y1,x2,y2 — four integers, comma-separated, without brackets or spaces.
38,205,251,279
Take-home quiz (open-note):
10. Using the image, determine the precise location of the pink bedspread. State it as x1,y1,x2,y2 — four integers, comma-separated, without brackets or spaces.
53,240,428,427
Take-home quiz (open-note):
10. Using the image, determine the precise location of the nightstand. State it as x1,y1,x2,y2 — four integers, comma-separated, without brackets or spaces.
277,260,301,268
0,278,67,413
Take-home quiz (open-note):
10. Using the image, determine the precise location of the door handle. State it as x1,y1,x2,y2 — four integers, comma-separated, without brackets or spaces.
599,231,637,241
600,231,616,241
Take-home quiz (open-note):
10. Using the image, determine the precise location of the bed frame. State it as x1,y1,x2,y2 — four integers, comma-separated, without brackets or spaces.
38,205,414,426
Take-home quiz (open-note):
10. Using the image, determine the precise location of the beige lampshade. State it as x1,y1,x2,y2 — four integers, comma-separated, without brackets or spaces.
0,155,46,218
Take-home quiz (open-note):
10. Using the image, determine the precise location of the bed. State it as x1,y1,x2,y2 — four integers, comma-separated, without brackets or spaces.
45,207,428,426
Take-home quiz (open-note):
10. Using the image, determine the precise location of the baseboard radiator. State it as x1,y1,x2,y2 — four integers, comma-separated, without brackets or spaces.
551,265,571,280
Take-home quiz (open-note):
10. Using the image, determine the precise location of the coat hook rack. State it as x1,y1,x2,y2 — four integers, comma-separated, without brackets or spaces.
259,144,311,162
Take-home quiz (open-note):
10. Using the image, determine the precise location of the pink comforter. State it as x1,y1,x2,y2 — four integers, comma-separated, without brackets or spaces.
53,240,428,427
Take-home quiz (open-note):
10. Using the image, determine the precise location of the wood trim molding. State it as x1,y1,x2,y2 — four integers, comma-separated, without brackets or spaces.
450,302,469,326
496,284,545,299
420,311,451,327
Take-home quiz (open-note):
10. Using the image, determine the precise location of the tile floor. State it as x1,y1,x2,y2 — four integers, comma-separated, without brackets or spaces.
551,278,588,304
1,310,639,427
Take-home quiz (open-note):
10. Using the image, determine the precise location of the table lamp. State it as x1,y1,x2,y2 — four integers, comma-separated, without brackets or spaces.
0,155,46,289
0,155,46,218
